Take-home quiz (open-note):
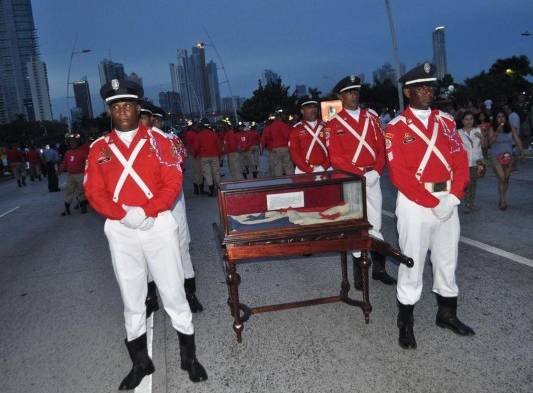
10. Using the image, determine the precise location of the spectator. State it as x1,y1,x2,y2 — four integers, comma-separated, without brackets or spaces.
477,111,492,158
26,145,43,181
487,110,525,210
458,111,485,213
6,143,26,187
42,144,60,192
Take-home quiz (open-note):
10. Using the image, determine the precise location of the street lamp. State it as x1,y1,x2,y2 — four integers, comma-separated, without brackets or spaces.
384,0,404,112
521,31,532,37
66,36,91,130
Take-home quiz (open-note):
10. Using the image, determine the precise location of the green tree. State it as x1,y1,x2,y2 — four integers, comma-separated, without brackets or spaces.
239,80,298,121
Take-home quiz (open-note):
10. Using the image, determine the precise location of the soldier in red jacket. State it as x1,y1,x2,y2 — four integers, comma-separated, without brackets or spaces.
84,79,207,389
326,75,395,290
184,121,204,195
261,110,294,176
289,96,330,174
385,63,474,350
223,121,243,180
246,122,261,178
59,134,89,215
193,119,221,196
236,122,252,179
6,144,26,187
26,145,43,181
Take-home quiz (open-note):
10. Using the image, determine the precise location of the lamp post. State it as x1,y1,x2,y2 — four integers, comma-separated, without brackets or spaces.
384,0,404,112
66,36,91,131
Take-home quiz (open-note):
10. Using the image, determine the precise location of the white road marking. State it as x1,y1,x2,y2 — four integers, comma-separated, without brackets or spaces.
0,206,20,218
382,209,533,268
135,314,154,393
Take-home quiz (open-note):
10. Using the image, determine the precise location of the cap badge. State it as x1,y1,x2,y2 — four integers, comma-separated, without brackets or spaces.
111,79,120,91
350,75,356,82
423,63,431,74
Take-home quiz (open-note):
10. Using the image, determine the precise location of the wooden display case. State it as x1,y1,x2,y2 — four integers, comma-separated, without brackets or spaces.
212,171,413,342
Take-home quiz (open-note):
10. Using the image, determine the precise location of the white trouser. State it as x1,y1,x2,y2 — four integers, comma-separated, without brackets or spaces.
294,165,331,174
104,211,193,340
171,192,195,279
352,174,383,257
395,191,460,305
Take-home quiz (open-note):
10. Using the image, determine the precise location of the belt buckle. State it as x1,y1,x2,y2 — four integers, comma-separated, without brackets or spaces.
432,182,447,192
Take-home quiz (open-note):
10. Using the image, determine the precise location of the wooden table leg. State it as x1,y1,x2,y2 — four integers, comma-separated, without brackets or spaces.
340,252,350,299
360,250,372,323
227,263,244,342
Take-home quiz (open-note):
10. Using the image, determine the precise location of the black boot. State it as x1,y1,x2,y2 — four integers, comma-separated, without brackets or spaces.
371,252,396,285
242,172,247,179
208,185,216,197
21,177,26,186
252,171,258,178
193,183,199,195
17,180,21,187
61,202,71,216
145,281,159,318
199,182,206,194
435,295,475,336
118,333,155,390
397,302,417,349
177,332,208,382
80,200,88,214
352,255,363,291
184,277,204,313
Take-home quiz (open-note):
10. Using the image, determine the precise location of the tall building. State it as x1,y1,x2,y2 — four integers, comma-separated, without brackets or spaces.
73,78,93,119
190,42,209,115
170,50,193,114
432,26,448,80
206,61,221,113
98,59,125,86
170,43,222,116
221,96,246,115
159,91,180,115
126,72,143,87
0,0,46,123
27,59,53,121
373,62,406,84
295,85,307,97
262,69,281,85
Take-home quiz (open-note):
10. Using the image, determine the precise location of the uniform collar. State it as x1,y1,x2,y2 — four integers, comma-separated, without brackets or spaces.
108,124,149,148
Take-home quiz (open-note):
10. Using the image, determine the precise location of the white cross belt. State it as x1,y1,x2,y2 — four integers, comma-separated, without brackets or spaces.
334,114,376,164
302,123,328,163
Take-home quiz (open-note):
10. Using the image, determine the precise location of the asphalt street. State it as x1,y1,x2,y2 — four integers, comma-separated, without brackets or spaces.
1,157,532,393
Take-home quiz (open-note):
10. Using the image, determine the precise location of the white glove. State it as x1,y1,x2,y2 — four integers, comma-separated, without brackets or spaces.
138,217,155,231
432,194,460,222
364,170,380,187
120,204,147,229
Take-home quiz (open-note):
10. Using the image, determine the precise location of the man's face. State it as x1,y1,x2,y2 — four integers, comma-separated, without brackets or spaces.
339,89,360,110
300,105,318,122
108,100,140,131
152,116,164,129
404,84,435,109
139,113,152,128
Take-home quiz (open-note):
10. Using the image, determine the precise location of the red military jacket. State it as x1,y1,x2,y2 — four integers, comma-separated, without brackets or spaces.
6,147,25,163
194,128,221,158
325,108,386,176
153,127,187,172
236,130,251,152
60,144,89,174
384,108,469,208
184,130,197,157
84,125,183,220
289,120,330,173
223,129,239,154
246,129,260,146
261,119,290,149
26,149,42,165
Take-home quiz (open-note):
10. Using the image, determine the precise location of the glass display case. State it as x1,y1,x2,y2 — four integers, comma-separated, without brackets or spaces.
217,171,367,244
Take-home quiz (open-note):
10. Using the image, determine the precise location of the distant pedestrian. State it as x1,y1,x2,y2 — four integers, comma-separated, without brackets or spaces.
42,144,60,192
458,111,485,212
6,143,26,187
488,110,525,210
59,134,89,215
26,145,43,181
